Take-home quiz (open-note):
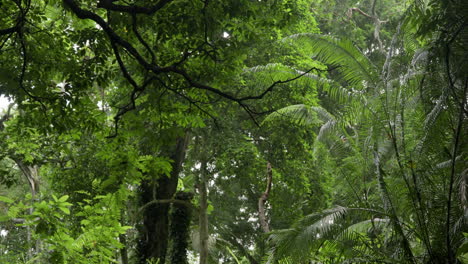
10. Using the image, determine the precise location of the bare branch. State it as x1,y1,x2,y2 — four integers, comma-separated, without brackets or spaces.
347,7,388,50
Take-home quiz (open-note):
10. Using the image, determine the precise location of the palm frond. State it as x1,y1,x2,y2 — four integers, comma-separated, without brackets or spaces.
245,63,362,103
423,92,448,133
284,34,377,87
316,120,337,141
269,206,389,262
263,104,324,126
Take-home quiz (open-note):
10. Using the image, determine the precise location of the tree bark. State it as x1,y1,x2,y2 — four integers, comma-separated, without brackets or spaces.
258,162,272,233
15,160,40,259
138,134,189,264
199,159,209,264
119,234,129,264
168,191,193,264
119,210,129,264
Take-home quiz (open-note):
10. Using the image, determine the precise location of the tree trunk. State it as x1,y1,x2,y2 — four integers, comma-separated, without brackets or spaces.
138,134,189,264
168,191,193,264
258,162,272,233
15,160,40,259
199,159,209,264
119,234,129,264
119,209,129,264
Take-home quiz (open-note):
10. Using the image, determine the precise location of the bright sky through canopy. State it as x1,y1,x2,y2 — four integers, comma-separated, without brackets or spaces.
0,95,11,111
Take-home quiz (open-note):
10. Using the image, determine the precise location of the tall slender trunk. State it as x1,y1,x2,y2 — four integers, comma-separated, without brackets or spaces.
258,162,272,233
119,234,129,264
15,160,40,259
199,159,209,264
446,78,467,263
119,210,129,264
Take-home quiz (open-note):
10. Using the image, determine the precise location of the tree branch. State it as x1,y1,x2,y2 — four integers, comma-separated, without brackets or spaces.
0,26,19,36
64,0,333,134
347,7,388,50
63,0,153,70
97,0,173,15
138,199,195,214
131,13,156,63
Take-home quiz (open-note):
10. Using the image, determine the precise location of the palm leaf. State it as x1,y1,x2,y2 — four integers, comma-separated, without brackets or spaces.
263,104,333,126
268,206,387,262
245,63,362,103
284,34,377,87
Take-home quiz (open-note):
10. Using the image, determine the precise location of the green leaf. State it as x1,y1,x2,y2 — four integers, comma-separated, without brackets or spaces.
58,195,69,202
207,203,214,215
58,206,70,215
0,196,14,204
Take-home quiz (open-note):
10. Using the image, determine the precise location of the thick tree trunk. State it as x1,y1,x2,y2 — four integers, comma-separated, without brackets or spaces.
138,134,189,264
168,191,193,264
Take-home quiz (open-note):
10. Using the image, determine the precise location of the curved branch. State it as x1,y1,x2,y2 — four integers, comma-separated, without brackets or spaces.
131,13,156,63
347,7,388,50
97,0,173,15
64,0,332,133
138,199,195,214
63,0,153,70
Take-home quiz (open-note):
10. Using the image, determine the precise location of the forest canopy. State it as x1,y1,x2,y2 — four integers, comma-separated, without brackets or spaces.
0,0,467,263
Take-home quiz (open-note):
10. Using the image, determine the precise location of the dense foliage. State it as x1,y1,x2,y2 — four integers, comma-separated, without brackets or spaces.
0,0,466,263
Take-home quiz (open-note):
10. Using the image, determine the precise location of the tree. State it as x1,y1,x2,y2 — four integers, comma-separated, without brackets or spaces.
1,0,321,263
